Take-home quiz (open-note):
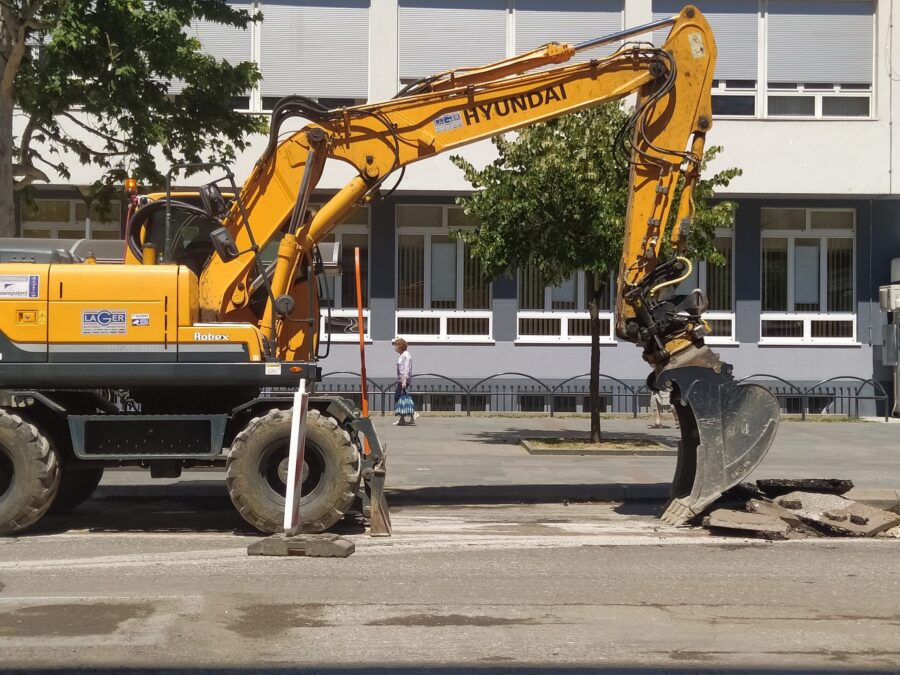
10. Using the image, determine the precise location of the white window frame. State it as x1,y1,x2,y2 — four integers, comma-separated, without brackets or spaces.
319,216,371,344
515,271,615,344
395,204,493,343
760,207,857,345
696,229,736,345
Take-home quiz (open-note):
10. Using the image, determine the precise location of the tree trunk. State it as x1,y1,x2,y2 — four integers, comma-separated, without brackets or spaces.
0,96,15,237
588,274,603,443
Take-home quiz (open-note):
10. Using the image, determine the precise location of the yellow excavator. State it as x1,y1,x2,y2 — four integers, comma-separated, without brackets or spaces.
0,5,779,536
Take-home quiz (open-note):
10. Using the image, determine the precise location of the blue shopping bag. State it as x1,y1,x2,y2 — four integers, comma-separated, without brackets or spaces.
395,391,415,416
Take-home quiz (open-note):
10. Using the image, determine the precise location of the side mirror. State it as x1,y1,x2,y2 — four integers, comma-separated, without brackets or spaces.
200,183,229,219
210,227,240,262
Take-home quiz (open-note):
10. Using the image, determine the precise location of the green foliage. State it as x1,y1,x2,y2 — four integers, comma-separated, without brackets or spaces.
451,104,741,283
6,0,266,196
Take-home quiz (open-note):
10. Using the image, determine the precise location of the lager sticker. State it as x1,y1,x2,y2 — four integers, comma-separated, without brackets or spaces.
82,309,127,335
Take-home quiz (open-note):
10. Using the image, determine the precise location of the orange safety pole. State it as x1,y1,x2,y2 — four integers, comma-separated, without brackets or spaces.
355,247,371,456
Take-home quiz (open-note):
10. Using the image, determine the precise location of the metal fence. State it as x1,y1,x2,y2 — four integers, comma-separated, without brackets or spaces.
317,371,890,421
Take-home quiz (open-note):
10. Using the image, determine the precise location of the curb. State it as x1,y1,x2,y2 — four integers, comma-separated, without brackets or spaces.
93,483,900,510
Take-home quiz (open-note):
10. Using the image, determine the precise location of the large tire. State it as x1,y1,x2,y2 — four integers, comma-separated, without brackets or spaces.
0,410,61,536
49,467,104,514
226,408,360,534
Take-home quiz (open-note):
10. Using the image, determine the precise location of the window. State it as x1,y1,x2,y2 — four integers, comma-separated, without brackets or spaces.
315,205,370,342
23,199,122,239
653,0,874,120
766,1,873,119
760,208,855,343
168,1,253,100
517,268,614,343
398,0,506,82
260,0,369,101
674,233,736,342
515,0,623,62
395,204,492,341
653,0,759,118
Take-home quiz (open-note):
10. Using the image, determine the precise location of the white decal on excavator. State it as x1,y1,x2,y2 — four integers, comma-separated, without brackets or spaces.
434,112,463,133
689,32,705,59
193,332,230,341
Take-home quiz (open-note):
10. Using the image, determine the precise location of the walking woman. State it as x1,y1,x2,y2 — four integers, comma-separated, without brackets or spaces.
392,337,416,425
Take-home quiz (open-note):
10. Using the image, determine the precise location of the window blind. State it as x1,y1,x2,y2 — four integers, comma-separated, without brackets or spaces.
171,2,253,94
515,0,623,62
767,0,873,84
399,0,507,80
259,0,369,99
652,0,758,81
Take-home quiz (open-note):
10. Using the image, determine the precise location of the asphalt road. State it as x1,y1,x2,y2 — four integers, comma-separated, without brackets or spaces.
2,415,899,673
1,501,899,673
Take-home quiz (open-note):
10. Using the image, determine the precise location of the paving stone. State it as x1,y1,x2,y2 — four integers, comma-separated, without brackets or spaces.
247,533,355,557
777,491,900,537
702,509,791,536
757,479,854,498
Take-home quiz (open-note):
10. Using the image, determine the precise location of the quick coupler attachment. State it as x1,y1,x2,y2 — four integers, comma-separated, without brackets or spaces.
351,416,392,537
654,347,780,526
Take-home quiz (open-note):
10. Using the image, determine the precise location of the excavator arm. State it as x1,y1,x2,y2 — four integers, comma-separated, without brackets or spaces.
144,5,778,524
201,7,714,335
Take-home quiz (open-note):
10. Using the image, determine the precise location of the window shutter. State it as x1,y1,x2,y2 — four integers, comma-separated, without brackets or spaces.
652,0,758,81
171,2,253,94
515,0,623,62
399,0,507,80
767,0,873,84
260,0,370,99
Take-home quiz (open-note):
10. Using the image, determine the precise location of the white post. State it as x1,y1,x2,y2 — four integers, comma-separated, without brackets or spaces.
283,379,310,536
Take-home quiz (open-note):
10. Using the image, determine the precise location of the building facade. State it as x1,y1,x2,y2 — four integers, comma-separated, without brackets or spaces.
16,0,900,412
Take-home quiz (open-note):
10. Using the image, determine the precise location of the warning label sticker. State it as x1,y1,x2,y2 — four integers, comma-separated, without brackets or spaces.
0,275,39,298
82,309,127,335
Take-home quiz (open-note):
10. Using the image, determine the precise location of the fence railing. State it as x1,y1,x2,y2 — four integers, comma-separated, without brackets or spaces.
316,371,889,421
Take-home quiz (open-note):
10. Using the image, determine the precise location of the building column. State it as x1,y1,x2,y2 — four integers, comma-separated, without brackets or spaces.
492,275,517,342
734,200,760,343
369,198,396,341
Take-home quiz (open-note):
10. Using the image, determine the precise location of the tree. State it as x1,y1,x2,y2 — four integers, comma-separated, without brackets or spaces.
451,104,740,441
1,0,266,235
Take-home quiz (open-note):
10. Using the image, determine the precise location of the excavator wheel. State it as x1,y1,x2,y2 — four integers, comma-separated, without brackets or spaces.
49,467,105,514
654,347,781,526
0,410,61,536
226,408,360,534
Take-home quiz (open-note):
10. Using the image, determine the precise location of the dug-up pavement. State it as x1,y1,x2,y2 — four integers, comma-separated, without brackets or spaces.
98,414,900,510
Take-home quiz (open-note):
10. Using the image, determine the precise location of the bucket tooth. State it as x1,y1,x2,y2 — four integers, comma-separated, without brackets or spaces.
656,348,780,526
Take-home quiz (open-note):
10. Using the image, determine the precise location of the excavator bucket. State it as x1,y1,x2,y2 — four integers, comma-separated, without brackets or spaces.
655,348,781,526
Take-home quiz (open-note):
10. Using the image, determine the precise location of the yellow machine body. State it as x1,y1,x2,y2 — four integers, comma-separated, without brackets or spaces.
0,263,265,364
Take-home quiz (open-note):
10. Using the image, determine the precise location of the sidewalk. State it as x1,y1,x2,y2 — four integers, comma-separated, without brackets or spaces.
96,414,900,508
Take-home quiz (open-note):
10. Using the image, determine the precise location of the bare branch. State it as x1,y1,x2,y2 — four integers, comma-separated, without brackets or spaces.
60,112,128,148
38,124,129,159
17,114,40,167
12,162,50,187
